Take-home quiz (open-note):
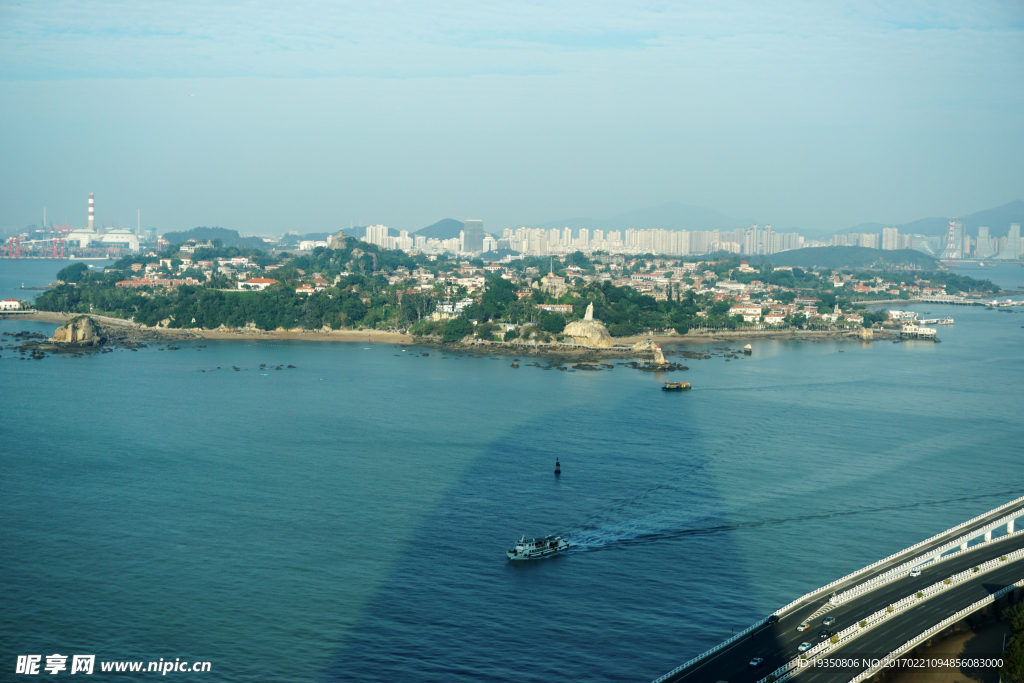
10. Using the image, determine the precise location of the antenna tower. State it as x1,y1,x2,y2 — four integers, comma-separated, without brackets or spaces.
944,219,957,268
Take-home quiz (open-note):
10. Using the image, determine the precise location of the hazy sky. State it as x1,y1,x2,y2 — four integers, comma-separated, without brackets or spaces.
2,1,1022,235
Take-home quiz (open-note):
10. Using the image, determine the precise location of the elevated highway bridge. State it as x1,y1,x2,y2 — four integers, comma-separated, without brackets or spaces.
653,496,1024,683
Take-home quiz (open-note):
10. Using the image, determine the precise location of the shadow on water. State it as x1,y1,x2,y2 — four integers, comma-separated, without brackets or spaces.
319,379,770,683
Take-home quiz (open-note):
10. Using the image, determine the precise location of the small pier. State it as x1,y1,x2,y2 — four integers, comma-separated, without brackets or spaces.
899,323,937,339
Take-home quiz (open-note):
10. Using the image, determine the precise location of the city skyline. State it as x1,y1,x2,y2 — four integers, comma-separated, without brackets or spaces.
6,193,1024,241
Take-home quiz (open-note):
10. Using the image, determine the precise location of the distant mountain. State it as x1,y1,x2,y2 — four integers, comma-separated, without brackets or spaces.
415,218,464,240
761,246,938,270
841,201,1024,238
161,227,267,250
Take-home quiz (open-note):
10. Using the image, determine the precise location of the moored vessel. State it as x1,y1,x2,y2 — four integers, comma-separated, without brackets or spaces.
662,382,690,391
506,535,569,560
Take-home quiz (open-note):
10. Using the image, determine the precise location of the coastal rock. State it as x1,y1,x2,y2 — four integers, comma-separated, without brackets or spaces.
51,316,101,345
328,230,348,250
562,319,613,348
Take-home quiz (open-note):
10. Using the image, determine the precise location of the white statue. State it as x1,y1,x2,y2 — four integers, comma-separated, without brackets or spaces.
584,302,594,321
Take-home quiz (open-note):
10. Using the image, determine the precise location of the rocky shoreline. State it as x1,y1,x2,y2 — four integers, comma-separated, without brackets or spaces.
6,311,898,364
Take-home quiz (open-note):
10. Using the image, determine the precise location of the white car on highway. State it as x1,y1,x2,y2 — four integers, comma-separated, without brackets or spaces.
909,567,922,577
797,622,810,631
798,642,813,652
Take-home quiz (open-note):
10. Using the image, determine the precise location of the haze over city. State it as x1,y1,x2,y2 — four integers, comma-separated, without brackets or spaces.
2,1,1023,235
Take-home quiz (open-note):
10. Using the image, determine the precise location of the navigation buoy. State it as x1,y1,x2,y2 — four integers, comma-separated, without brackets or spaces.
554,459,561,475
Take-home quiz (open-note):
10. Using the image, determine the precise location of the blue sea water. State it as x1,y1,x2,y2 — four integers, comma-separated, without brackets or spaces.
1,261,1022,682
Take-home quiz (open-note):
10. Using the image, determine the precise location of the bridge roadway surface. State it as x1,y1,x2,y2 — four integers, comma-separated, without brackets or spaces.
659,505,1024,683
795,560,1024,683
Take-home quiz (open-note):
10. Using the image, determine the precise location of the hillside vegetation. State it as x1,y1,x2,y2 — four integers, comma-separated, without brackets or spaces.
762,246,938,270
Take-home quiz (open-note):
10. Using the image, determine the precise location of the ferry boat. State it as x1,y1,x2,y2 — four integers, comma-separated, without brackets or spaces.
506,535,569,561
662,382,691,391
919,317,953,325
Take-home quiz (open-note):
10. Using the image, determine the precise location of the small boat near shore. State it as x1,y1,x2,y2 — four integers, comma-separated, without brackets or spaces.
507,535,569,561
662,382,690,391
919,317,953,325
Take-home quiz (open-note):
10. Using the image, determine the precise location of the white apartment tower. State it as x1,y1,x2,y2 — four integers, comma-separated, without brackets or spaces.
882,227,899,250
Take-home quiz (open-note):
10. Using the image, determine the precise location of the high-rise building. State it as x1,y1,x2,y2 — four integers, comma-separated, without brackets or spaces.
882,227,899,250
463,219,484,252
364,224,389,246
743,226,757,254
976,227,994,258
578,228,589,248
994,223,1021,260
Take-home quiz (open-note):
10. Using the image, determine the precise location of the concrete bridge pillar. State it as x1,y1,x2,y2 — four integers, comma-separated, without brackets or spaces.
960,542,968,551
1009,519,1016,534
984,530,992,542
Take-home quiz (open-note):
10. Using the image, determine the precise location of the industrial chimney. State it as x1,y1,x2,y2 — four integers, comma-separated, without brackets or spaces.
88,192,95,231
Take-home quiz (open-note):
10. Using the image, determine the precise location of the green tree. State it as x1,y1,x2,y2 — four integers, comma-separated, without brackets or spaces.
342,297,367,322
481,276,516,320
539,312,566,334
1007,603,1024,633
441,316,473,342
56,262,90,283
1004,633,1024,683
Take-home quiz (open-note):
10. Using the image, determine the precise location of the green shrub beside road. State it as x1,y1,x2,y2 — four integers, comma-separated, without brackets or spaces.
1002,603,1024,683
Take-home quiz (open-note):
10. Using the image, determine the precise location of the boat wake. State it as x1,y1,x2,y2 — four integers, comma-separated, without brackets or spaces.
564,510,721,552
562,487,1024,554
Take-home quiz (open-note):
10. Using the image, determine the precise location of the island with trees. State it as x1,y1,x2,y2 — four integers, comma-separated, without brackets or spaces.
29,233,1003,348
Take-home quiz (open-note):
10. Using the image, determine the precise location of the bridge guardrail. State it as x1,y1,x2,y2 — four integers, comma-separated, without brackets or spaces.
650,495,1024,683
650,618,768,683
769,494,1024,618
830,527,1024,606
754,547,1024,683
845,578,1024,683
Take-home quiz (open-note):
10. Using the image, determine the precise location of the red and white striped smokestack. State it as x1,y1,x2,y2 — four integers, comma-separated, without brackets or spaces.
88,192,95,231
